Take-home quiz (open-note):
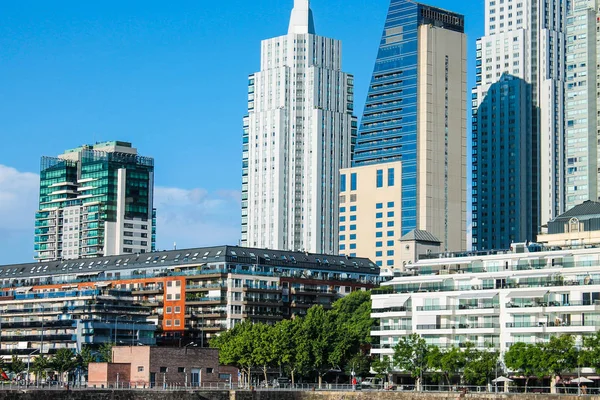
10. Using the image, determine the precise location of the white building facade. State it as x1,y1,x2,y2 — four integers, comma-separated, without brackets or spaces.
565,0,600,209
372,244,600,358
241,0,357,254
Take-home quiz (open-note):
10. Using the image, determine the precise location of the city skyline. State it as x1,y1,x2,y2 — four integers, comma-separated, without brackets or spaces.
0,0,483,264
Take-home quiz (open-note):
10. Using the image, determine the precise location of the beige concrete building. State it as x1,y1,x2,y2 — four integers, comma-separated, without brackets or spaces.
340,1,466,273
339,162,403,274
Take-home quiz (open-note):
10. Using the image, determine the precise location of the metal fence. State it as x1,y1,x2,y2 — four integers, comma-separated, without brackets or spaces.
0,381,596,394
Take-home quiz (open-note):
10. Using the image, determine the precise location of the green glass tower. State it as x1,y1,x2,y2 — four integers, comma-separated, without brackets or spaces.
35,141,155,261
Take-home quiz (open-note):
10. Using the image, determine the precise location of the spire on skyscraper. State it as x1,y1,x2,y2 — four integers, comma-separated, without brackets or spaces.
288,0,315,35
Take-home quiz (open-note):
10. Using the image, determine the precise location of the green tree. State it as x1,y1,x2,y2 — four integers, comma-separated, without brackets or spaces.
372,355,393,385
344,353,371,379
272,318,306,386
9,355,25,378
252,323,277,383
393,333,429,390
77,346,98,383
539,335,578,393
581,331,600,370
211,321,255,387
463,346,499,386
504,342,544,392
300,305,335,388
31,355,49,383
51,348,76,383
427,346,464,386
97,343,113,363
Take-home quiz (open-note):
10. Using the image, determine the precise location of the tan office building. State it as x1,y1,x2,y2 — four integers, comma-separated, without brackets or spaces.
340,1,467,273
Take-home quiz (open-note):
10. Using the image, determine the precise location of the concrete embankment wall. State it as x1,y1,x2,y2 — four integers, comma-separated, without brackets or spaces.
0,391,595,400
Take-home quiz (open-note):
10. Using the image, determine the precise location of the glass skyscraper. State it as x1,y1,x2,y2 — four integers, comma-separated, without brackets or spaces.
471,0,567,250
339,0,467,269
35,141,156,261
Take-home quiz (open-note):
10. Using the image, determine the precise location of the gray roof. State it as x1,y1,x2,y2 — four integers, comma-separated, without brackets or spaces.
400,229,441,244
551,201,600,222
0,245,378,279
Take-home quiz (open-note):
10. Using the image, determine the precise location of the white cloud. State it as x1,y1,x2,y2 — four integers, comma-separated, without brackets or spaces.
0,164,241,262
0,165,39,231
153,186,242,250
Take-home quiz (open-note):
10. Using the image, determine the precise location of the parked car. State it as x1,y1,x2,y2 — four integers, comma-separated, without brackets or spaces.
361,377,383,389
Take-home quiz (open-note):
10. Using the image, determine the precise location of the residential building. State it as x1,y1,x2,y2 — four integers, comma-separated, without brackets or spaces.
0,287,155,361
472,0,567,250
35,141,156,261
339,0,467,270
538,200,600,248
241,0,357,254
565,0,600,210
0,246,379,348
371,203,600,367
88,346,238,388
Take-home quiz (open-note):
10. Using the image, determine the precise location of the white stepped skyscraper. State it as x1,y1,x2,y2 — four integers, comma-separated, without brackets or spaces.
241,0,357,254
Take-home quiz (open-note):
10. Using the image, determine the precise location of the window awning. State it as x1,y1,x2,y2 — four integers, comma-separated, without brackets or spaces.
14,286,33,293
373,295,411,309
456,292,499,299
513,273,551,280
508,290,548,298
61,285,78,289
76,271,100,278
517,257,542,262
94,282,110,288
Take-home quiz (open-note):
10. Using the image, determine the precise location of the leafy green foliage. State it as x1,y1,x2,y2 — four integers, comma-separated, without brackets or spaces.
463,345,499,386
211,291,375,385
51,348,76,381
97,343,113,363
504,342,544,391
31,355,49,382
371,355,392,382
539,335,578,378
393,333,430,381
9,355,25,376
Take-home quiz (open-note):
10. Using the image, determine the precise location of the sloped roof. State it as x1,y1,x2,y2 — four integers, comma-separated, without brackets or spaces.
400,229,441,244
552,201,600,222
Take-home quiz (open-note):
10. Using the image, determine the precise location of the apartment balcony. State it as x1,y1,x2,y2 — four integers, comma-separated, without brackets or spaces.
131,286,164,295
290,287,336,296
371,306,411,318
244,284,282,293
185,296,226,305
370,325,412,337
186,283,225,292
0,334,76,342
244,298,283,307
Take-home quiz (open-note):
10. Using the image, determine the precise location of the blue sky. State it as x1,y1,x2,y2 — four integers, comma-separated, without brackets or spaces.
0,0,483,264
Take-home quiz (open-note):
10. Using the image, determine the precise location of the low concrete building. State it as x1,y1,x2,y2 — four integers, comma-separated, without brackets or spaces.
88,346,238,388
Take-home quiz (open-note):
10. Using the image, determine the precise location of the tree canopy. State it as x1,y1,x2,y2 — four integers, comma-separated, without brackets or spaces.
211,290,374,387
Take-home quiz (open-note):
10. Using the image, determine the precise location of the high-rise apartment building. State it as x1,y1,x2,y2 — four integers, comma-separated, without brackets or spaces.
241,0,357,254
565,0,600,210
472,0,567,250
34,141,156,261
339,0,467,271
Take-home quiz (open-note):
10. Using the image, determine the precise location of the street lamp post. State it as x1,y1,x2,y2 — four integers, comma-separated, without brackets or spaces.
26,349,40,386
130,320,142,346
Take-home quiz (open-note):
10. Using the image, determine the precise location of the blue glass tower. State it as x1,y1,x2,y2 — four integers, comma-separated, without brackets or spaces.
353,0,466,240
